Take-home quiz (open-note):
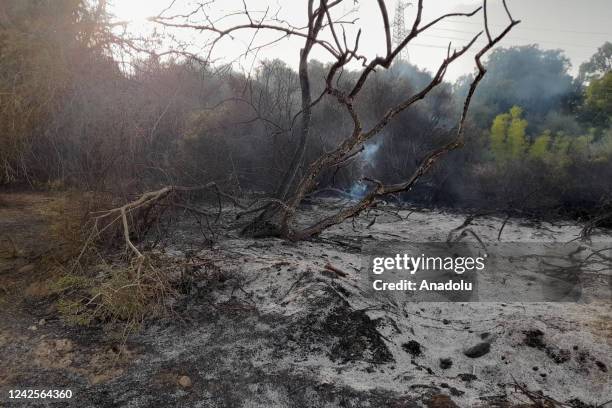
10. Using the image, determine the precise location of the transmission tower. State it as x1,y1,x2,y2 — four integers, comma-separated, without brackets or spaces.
392,0,409,62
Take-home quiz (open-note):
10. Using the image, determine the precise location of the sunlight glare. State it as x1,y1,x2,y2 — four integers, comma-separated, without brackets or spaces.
110,0,170,33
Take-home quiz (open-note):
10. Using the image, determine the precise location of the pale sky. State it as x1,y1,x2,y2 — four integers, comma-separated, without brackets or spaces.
110,0,611,81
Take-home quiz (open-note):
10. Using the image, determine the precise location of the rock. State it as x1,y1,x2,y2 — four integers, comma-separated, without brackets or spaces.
439,358,453,369
464,342,490,358
28,325,37,331
402,340,422,357
178,375,192,388
38,318,46,326
457,373,477,382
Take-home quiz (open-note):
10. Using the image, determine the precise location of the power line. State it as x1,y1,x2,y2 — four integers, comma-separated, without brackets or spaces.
444,19,611,36
409,42,480,52
422,31,600,50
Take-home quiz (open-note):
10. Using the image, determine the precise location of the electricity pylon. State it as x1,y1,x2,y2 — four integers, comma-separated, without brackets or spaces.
392,0,410,63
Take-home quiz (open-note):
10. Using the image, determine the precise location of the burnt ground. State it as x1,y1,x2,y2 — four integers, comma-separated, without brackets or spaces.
0,192,610,407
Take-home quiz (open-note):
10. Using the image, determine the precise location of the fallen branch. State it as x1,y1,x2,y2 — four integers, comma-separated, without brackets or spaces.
323,263,348,278
446,214,480,243
510,375,569,407
498,214,511,241
581,210,612,239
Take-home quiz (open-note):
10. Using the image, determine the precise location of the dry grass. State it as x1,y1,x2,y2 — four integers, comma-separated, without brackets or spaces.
0,189,203,337
31,190,182,334
50,256,179,333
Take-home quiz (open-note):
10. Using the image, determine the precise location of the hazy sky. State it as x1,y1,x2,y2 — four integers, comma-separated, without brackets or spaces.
111,0,611,81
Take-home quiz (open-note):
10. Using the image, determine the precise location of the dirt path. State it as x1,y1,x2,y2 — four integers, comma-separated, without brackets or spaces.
0,192,64,314
0,192,146,407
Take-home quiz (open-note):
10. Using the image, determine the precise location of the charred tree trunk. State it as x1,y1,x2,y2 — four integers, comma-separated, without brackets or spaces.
242,0,324,237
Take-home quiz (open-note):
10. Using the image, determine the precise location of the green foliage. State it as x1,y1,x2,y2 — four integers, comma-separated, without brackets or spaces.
489,101,612,184
549,134,572,169
49,274,91,294
51,259,175,332
460,45,574,129
583,71,612,128
493,106,605,172
579,41,612,83
569,135,593,160
489,106,528,163
57,299,93,326
490,112,510,161
589,129,612,162
507,106,529,158
529,131,552,161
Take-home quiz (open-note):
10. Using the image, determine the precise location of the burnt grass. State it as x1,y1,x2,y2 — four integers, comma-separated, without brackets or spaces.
98,297,398,407
33,285,400,407
287,287,394,365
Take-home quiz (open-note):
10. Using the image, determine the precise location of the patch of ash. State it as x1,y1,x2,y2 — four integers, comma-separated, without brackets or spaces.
283,285,394,364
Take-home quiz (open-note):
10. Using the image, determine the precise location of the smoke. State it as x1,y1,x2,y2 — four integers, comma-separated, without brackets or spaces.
349,182,368,199
349,140,382,200
363,140,381,162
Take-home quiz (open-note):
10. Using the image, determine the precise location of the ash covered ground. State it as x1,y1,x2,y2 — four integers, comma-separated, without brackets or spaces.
1,197,610,407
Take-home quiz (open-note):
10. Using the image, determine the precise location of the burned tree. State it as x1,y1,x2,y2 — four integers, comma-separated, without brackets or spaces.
148,0,519,240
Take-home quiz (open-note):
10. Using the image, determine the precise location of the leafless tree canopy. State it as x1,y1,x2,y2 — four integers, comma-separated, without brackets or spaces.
150,0,519,240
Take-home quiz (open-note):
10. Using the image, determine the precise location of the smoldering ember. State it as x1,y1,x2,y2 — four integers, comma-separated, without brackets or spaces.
0,0,610,407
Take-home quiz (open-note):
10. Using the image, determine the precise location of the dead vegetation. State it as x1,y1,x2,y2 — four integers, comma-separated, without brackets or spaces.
0,190,180,334
50,256,178,333
141,0,521,241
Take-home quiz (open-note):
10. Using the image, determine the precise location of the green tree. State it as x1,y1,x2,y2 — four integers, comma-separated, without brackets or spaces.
578,42,612,83
490,106,528,163
490,111,511,161
582,71,612,128
458,46,574,129
529,130,552,161
507,106,529,158
550,134,572,169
